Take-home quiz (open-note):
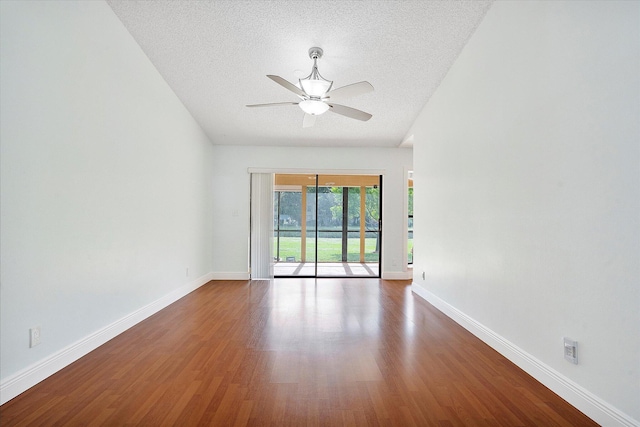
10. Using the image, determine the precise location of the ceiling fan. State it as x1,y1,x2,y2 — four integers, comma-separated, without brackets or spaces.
246,47,373,128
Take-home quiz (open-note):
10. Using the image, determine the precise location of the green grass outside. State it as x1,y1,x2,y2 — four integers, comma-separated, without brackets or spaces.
274,237,414,263
275,237,380,262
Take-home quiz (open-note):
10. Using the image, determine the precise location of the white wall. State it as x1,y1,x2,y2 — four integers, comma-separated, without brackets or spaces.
409,1,639,425
211,145,412,279
0,0,214,399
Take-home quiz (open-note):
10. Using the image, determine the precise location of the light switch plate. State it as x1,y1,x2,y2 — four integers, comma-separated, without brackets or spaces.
564,337,578,364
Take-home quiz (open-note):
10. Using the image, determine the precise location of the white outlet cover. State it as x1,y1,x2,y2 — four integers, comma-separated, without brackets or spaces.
30,326,41,347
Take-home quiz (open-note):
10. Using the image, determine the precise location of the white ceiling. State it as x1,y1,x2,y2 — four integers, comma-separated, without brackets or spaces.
107,0,492,148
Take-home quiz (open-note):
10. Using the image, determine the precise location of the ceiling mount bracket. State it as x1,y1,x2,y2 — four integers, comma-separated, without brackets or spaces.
308,47,323,60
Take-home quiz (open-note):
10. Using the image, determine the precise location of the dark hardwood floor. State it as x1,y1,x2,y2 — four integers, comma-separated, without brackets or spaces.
1,279,597,426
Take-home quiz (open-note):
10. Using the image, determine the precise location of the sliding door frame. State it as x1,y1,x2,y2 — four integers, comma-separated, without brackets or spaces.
263,170,382,279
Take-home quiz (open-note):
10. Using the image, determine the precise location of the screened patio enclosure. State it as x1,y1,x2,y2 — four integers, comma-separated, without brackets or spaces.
273,174,381,278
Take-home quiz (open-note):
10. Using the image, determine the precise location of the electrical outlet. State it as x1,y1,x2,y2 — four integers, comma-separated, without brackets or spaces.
564,337,578,364
422,271,426,280
30,326,41,348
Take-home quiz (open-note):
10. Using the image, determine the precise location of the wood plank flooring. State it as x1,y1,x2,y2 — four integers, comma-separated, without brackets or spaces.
0,279,598,426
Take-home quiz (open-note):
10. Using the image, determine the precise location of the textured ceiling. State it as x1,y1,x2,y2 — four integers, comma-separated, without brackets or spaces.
107,0,492,147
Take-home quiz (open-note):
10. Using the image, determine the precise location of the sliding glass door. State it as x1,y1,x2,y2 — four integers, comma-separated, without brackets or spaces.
273,173,381,278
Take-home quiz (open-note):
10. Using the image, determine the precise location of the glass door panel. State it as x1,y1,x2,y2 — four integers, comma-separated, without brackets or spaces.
273,173,381,278
303,182,317,275
273,189,302,276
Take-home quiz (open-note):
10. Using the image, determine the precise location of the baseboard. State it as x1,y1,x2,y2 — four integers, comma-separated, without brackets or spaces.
411,283,638,427
381,270,412,280
210,272,250,280
0,272,215,405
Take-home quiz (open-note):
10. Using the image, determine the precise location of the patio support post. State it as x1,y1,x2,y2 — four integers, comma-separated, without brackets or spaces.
360,186,366,263
342,188,348,262
301,187,307,263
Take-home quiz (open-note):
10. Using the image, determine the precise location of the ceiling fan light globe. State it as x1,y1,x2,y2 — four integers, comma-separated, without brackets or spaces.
299,99,329,115
300,79,332,98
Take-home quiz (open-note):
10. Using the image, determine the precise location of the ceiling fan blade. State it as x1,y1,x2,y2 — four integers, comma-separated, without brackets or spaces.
323,81,373,102
302,113,316,128
246,102,298,108
267,75,306,97
327,103,372,121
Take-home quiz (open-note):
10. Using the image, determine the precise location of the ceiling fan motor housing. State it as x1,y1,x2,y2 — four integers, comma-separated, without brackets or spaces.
308,47,323,60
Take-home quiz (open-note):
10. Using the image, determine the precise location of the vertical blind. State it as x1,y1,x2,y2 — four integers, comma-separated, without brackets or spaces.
250,173,274,279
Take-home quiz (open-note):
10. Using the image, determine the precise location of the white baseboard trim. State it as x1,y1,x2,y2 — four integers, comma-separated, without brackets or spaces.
0,272,215,406
381,271,413,280
210,272,250,280
411,283,638,427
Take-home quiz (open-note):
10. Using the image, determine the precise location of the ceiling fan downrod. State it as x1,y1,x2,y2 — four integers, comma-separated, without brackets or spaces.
302,47,331,93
